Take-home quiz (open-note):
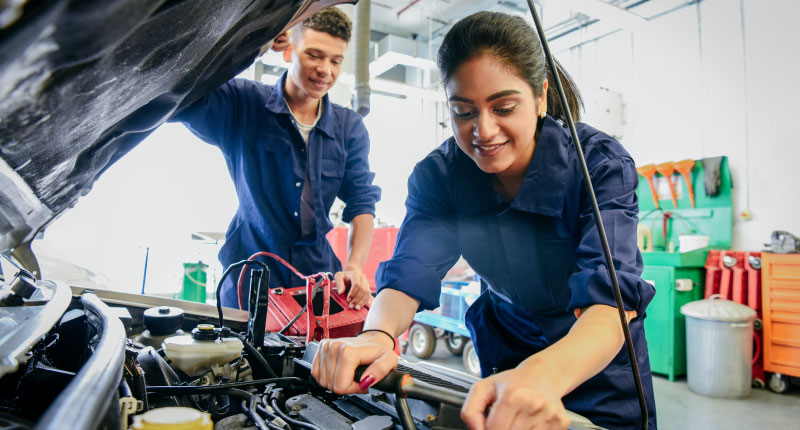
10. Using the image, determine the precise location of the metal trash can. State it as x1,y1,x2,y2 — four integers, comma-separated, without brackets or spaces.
680,295,756,398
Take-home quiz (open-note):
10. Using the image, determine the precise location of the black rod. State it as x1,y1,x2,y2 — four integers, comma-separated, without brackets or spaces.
524,1,648,429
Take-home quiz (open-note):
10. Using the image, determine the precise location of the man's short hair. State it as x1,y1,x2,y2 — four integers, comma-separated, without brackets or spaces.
291,7,352,43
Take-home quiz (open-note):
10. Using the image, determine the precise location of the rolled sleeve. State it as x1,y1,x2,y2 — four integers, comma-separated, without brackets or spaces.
339,117,381,223
376,159,460,311
567,156,655,316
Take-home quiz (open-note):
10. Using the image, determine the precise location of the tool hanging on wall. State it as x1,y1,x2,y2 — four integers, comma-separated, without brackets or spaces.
636,164,660,209
674,159,696,208
656,161,678,208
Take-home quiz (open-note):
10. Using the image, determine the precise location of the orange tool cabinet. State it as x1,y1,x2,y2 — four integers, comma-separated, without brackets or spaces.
761,252,800,378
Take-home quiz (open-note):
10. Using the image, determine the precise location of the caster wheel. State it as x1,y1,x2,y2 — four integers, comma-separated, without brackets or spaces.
408,323,436,359
462,340,481,377
445,332,466,355
768,373,790,394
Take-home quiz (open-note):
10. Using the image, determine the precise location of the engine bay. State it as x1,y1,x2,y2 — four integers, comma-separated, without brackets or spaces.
0,267,601,430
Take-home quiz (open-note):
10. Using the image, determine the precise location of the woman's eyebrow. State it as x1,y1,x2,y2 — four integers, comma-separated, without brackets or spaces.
448,89,522,104
486,89,521,102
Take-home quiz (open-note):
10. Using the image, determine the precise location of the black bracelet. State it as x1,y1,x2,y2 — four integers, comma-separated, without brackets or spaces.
356,329,397,350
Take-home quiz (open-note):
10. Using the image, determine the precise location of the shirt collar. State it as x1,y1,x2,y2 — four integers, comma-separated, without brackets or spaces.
455,115,571,218
264,71,336,138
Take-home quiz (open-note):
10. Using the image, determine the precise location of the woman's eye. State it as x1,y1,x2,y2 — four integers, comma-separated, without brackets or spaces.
495,106,517,115
453,111,475,120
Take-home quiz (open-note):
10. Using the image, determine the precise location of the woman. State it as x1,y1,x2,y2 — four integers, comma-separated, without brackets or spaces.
312,11,656,430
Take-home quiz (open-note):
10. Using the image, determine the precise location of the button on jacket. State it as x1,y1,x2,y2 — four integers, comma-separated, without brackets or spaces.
172,73,381,308
376,115,656,429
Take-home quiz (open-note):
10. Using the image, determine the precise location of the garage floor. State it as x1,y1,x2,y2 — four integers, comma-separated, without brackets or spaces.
409,338,800,429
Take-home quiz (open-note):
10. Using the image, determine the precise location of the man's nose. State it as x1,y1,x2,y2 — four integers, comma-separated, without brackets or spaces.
316,62,331,77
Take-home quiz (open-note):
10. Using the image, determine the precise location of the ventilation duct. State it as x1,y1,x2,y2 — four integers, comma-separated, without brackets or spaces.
353,0,371,116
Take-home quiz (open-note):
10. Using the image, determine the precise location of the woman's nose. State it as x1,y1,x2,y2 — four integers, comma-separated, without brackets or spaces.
473,113,498,141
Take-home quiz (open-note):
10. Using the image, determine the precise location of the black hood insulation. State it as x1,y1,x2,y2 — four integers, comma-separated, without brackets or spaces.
0,0,343,217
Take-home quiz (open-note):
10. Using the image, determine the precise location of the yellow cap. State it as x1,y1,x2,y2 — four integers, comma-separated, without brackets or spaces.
131,407,212,430
196,324,215,331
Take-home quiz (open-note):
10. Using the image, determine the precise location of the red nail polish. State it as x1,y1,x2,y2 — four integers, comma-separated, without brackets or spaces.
359,375,375,391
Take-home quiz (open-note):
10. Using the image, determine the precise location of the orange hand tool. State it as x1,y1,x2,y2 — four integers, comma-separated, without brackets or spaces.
674,159,696,208
636,164,660,209
656,161,678,208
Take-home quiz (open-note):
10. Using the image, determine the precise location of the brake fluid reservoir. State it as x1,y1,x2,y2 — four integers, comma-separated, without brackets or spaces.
163,324,243,376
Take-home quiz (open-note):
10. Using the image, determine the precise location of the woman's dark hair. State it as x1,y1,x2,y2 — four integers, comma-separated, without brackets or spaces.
437,11,583,124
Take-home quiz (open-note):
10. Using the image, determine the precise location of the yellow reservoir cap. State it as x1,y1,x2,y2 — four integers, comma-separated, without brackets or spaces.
131,407,212,430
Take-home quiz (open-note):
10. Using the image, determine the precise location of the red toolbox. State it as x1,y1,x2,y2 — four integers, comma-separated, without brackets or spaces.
704,250,765,386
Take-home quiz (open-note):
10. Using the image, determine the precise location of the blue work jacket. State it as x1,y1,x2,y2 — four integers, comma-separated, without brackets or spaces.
172,73,381,308
377,115,657,429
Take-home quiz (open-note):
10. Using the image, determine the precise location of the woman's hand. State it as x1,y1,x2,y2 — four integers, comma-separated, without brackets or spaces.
334,269,373,310
461,366,570,430
311,331,397,394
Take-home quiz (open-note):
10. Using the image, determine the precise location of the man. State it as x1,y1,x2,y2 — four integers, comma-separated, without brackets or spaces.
172,8,380,310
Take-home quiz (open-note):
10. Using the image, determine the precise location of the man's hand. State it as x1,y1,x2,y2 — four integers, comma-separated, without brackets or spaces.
270,31,291,52
334,269,373,310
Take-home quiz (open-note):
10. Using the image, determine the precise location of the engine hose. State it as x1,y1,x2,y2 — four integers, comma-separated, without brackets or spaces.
270,398,321,430
134,373,149,411
224,389,268,430
242,336,279,378
146,378,304,395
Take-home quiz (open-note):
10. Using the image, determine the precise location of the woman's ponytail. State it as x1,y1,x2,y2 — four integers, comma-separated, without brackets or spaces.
545,57,583,124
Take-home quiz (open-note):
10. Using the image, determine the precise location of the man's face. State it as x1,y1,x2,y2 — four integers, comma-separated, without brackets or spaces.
284,28,347,100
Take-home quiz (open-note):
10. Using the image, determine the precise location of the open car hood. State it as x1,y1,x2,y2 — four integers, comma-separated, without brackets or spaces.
0,0,352,261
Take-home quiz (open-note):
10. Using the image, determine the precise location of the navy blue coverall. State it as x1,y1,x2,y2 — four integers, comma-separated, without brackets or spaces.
376,115,657,429
172,73,381,308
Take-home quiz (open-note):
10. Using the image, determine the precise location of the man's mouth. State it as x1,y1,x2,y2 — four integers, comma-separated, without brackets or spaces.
309,77,328,90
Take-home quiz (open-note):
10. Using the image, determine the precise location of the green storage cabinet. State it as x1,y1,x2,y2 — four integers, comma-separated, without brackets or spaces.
642,259,705,380
637,157,732,380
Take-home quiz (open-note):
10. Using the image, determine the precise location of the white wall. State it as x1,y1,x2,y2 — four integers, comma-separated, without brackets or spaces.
557,0,800,250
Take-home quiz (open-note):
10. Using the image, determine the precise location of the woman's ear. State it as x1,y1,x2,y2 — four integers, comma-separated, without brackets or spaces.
539,79,549,118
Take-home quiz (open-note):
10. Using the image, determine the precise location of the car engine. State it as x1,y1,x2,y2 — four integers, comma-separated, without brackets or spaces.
0,267,602,430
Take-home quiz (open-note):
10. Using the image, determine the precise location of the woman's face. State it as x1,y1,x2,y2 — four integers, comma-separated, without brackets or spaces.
445,54,546,181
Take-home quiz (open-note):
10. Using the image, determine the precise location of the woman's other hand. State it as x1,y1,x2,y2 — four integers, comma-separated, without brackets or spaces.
461,367,570,430
311,331,397,394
